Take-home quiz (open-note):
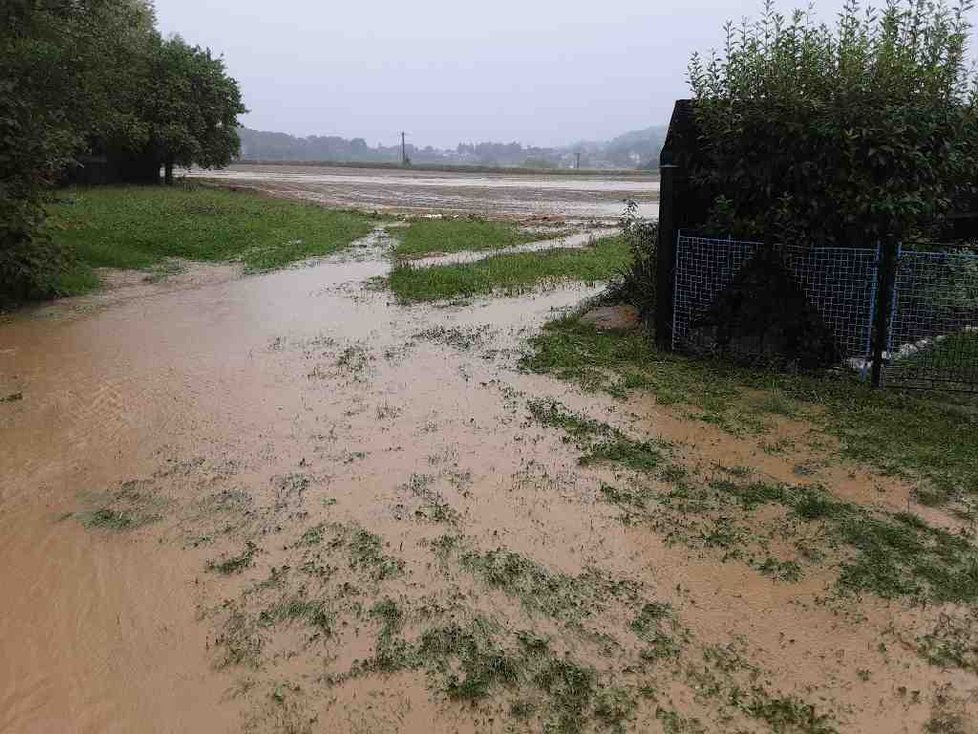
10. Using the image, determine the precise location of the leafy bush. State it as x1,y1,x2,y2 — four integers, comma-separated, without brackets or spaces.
612,200,658,314
689,0,978,244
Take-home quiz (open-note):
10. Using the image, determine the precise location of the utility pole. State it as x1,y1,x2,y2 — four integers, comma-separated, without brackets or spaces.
401,132,407,166
575,151,581,170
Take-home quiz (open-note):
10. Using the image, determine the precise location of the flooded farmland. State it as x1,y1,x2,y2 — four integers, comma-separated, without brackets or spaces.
189,164,660,220
1,219,975,734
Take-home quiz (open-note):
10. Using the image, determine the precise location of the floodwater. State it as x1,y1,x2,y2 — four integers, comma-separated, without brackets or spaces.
188,164,659,220
0,229,974,732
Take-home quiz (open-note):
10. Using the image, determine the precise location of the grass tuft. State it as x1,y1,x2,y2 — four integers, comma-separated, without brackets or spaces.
395,218,536,257
388,237,629,303
207,541,258,575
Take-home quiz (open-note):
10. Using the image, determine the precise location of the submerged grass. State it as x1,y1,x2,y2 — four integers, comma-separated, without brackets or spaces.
395,218,536,257
207,540,258,575
527,391,978,604
388,236,629,303
522,315,978,508
47,185,377,292
709,480,978,603
76,479,166,531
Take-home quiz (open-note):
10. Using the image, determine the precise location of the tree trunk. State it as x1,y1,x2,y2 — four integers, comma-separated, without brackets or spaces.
164,158,174,186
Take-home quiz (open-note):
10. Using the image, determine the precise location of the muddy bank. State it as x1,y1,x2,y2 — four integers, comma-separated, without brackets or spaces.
1,229,975,732
189,163,659,220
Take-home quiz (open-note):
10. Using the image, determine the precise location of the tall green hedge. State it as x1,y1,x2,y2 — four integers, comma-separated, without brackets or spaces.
689,0,978,245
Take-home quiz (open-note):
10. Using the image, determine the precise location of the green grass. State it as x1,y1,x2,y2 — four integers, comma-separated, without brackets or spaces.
524,389,978,603
362,615,624,733
526,397,671,474
207,541,258,574
395,218,537,258
917,609,978,675
79,507,155,531
76,479,165,531
341,525,405,580
523,315,978,508
459,546,648,624
388,236,629,303
710,480,978,603
47,185,378,292
891,330,978,384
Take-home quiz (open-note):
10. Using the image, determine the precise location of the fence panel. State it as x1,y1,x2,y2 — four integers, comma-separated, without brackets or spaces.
672,234,759,353
672,234,879,373
884,249,978,391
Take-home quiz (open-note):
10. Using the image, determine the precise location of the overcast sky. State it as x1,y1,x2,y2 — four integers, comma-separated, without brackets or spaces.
153,0,969,149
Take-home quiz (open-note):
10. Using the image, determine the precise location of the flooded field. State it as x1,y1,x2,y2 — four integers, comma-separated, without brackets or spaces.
1,222,976,734
189,164,659,220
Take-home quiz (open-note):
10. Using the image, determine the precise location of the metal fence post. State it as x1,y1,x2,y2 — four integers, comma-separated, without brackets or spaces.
655,164,678,349
871,238,900,388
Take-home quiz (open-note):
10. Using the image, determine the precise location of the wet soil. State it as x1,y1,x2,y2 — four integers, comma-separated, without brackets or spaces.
189,164,659,220
1,227,975,733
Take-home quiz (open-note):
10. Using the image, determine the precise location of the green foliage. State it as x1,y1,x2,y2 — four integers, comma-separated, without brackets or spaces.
611,200,658,315
689,0,978,243
143,36,246,178
207,541,258,575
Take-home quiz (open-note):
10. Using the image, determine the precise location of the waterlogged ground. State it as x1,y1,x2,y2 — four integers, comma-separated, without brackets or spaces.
190,164,660,220
1,228,977,733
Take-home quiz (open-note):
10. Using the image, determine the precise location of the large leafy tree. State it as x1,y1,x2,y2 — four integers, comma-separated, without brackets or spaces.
143,36,246,184
689,0,978,244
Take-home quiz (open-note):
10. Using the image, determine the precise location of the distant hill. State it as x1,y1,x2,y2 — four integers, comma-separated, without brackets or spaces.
237,125,667,170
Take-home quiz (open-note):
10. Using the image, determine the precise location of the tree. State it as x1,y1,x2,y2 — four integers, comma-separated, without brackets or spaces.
143,36,246,184
688,0,978,245
1,0,244,303
1,0,157,301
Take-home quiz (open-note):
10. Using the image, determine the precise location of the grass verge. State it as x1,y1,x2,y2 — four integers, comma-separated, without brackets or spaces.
394,218,537,258
388,236,628,303
522,315,978,509
47,185,378,292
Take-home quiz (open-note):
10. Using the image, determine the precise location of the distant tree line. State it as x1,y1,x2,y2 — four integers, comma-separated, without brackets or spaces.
238,126,666,170
1,0,244,303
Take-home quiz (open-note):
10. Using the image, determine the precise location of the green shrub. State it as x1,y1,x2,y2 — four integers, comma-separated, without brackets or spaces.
611,200,657,314
689,0,978,244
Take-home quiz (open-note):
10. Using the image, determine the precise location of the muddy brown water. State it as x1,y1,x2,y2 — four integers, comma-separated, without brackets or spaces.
188,164,660,220
0,230,975,732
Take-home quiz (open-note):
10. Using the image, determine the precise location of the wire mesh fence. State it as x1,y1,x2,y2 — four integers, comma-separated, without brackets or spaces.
672,234,879,374
670,232,978,391
885,248,978,390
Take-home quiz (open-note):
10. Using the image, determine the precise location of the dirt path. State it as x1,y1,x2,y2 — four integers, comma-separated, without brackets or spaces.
0,229,975,733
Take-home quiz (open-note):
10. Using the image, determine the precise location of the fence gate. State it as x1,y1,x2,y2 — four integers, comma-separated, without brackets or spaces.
883,248,978,391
